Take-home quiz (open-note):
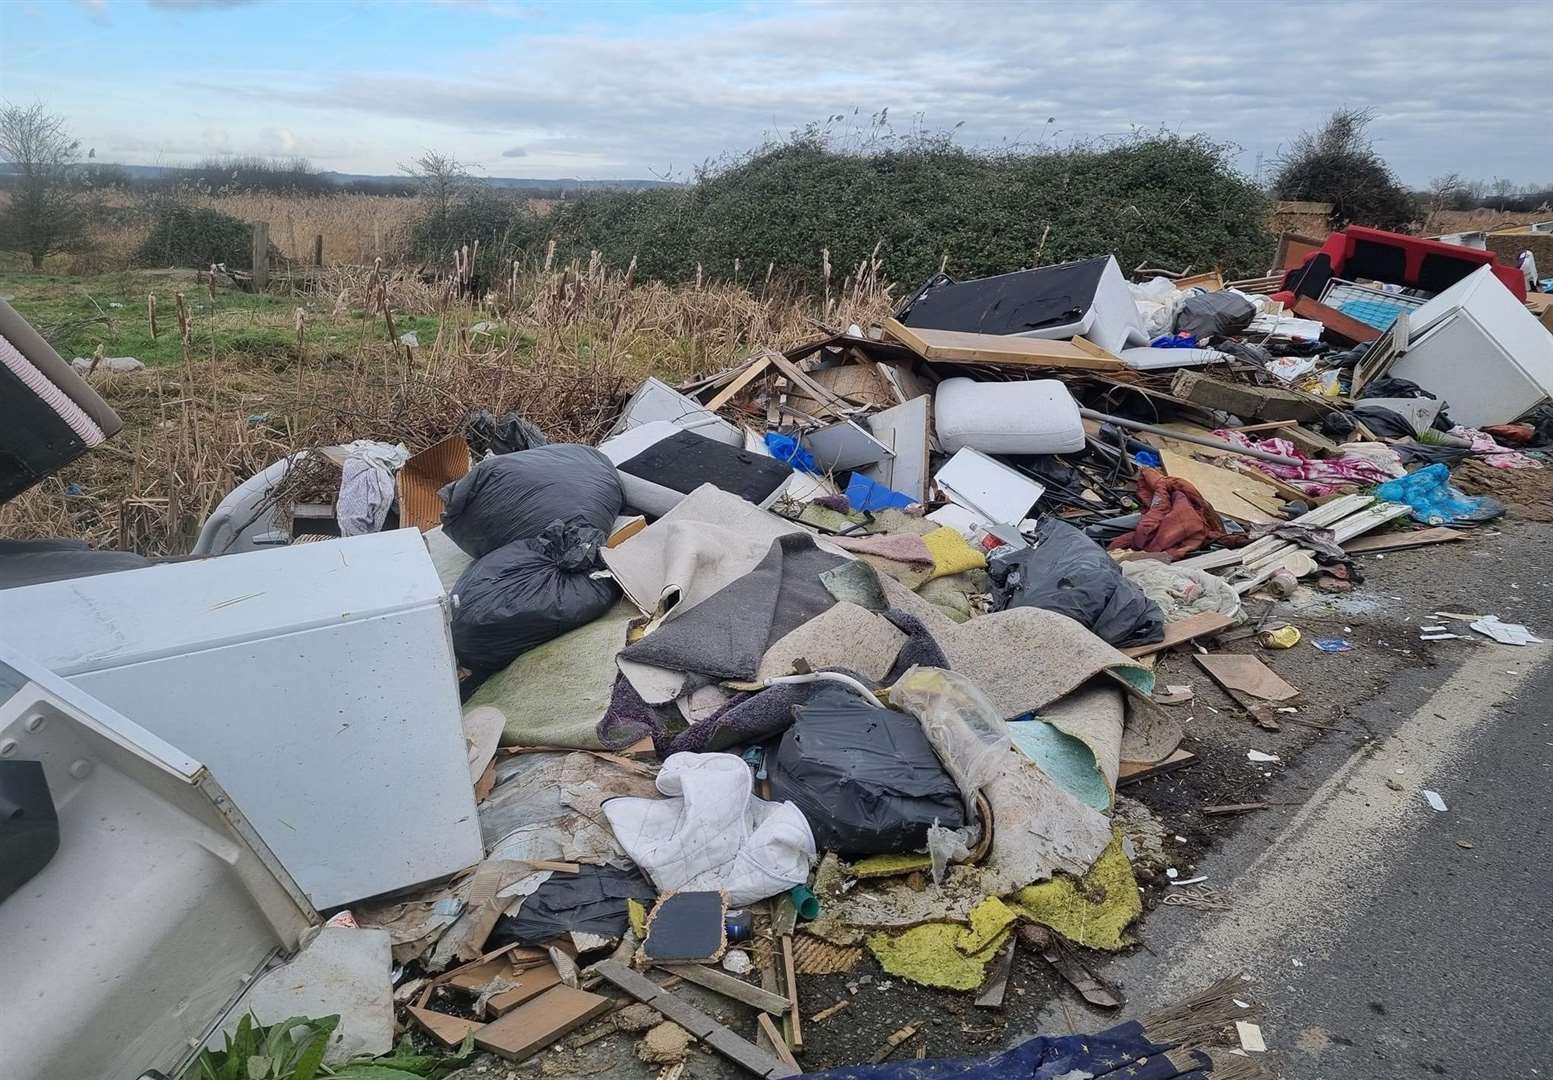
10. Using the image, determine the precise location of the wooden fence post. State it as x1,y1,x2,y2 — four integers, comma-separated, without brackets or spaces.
251,222,270,292
313,234,324,268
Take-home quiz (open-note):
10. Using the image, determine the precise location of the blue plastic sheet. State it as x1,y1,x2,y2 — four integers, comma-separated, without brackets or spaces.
1376,463,1505,526
797,1019,1211,1078
765,431,818,474
1149,333,1199,349
845,473,915,512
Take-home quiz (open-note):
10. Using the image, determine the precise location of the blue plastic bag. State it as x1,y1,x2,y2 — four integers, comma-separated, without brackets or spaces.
845,473,915,512
1376,463,1504,526
764,431,818,474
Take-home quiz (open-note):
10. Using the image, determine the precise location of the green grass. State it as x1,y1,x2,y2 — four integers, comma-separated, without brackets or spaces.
0,267,474,368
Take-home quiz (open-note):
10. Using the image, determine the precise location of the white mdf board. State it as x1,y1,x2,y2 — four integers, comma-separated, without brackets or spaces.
933,447,1046,525
0,529,482,909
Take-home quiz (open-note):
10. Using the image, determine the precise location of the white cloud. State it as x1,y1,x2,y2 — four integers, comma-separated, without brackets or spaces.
48,1,1553,182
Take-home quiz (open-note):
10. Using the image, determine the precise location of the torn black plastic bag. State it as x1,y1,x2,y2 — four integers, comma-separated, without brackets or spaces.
989,518,1164,647
451,520,620,675
1172,291,1255,341
487,864,658,948
767,684,965,857
465,409,549,457
617,532,847,681
439,443,623,558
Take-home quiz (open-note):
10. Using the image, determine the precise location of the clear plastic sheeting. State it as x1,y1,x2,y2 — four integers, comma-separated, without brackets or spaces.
888,667,1014,814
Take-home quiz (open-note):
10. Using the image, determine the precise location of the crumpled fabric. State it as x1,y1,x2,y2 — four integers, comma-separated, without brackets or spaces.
1119,559,1243,623
1211,429,1403,496
601,752,817,906
337,439,410,535
1107,466,1237,560
1450,425,1543,470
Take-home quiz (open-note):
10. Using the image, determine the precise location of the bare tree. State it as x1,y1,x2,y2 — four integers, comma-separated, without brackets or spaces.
401,150,476,223
0,102,89,269
1489,176,1515,211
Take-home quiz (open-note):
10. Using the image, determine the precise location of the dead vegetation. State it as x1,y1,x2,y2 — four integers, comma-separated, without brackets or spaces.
0,254,894,554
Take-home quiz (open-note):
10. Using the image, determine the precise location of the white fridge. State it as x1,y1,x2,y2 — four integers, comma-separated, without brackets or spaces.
0,528,483,910
1390,265,1553,427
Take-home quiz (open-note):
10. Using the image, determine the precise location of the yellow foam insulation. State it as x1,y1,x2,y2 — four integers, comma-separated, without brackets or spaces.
922,526,987,580
627,898,648,939
955,896,1017,956
867,921,1013,991
849,852,933,879
1006,831,1140,951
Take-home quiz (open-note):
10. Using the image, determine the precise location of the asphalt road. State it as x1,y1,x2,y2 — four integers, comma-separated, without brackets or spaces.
1067,543,1553,1079
1277,651,1553,1079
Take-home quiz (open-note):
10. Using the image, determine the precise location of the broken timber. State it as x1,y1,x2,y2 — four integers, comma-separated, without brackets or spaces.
593,961,800,1079
882,318,1125,372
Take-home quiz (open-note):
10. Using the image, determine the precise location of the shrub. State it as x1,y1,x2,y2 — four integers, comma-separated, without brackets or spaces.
134,203,256,269
1272,108,1418,231
403,129,1276,291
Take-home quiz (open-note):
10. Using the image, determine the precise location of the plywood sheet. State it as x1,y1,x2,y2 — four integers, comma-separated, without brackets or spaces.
474,985,612,1061
1195,653,1299,702
1159,447,1282,525
1343,527,1466,554
1121,611,1235,658
883,318,1124,371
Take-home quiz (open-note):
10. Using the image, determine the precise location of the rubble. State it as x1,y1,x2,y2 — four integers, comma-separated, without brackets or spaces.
3,222,1550,1078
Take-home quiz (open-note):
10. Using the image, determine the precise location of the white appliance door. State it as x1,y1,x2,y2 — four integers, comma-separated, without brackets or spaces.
0,642,315,1080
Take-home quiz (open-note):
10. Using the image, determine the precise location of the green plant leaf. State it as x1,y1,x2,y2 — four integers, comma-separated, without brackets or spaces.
324,1067,430,1080
245,1054,272,1080
290,1016,339,1080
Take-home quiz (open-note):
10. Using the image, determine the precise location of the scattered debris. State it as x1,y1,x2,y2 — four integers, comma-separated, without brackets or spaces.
1423,790,1449,813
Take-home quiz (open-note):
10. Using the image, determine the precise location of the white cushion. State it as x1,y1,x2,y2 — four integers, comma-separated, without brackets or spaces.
933,377,1084,455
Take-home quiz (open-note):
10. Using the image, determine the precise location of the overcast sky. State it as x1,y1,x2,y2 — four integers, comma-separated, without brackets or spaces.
2,0,1549,187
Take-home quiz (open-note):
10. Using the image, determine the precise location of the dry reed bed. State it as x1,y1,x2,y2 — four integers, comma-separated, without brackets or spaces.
1,258,894,554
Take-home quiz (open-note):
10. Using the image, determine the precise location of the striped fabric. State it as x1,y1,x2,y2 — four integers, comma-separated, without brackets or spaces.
0,331,105,447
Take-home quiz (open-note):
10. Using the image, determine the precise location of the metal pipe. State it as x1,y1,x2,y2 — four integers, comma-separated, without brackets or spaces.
1078,408,1303,466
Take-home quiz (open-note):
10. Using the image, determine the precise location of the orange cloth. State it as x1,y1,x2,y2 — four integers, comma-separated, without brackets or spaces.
1107,467,1241,560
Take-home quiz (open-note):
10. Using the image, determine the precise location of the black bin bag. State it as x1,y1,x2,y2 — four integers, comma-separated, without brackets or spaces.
766,685,965,857
450,520,620,675
440,443,623,558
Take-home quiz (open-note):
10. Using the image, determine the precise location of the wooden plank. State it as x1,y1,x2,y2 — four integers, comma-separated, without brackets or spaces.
1159,447,1283,524
592,961,800,1079
1343,527,1466,554
767,353,855,418
882,318,1125,371
1122,611,1236,658
756,1014,801,1071
1173,270,1224,292
1195,653,1300,702
657,963,790,1015
474,985,613,1062
780,935,802,1051
1202,801,1270,817
1292,295,1382,344
447,949,552,992
1117,748,1198,786
705,352,775,412
407,1006,483,1048
484,964,564,1017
